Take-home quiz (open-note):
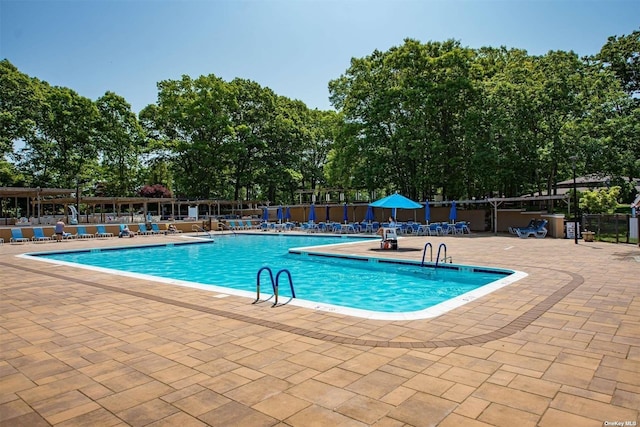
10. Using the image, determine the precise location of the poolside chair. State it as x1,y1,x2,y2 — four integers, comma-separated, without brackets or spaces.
75,226,95,239
95,225,114,238
416,224,429,236
150,223,167,235
56,229,75,240
32,227,53,243
345,223,359,234
119,224,136,237
137,223,153,235
453,221,471,235
10,228,30,244
509,219,537,235
407,223,423,235
427,223,442,236
515,219,548,239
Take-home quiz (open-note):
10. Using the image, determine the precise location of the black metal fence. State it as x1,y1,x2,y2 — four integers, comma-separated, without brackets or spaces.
582,214,634,243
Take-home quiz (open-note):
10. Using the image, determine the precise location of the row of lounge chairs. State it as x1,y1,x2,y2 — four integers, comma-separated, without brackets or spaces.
227,220,260,231
8,223,181,244
256,220,471,236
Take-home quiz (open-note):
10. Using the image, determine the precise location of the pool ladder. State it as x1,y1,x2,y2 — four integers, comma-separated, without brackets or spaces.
421,243,451,268
253,266,296,307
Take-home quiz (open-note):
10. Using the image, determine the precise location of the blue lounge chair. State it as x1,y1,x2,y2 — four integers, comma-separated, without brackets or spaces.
416,224,429,236
137,223,153,235
440,223,455,235
32,227,53,242
95,225,114,238
427,223,442,236
509,219,537,235
10,228,30,244
75,226,94,239
119,224,136,237
515,219,548,239
151,223,167,234
453,222,471,234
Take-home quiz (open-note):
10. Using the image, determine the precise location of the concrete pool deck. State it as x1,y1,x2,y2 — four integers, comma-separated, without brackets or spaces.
1,232,638,426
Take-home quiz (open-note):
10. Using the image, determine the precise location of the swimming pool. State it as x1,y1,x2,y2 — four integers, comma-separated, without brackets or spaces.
24,234,526,320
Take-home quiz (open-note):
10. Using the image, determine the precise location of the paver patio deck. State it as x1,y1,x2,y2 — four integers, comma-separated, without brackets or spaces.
1,231,638,426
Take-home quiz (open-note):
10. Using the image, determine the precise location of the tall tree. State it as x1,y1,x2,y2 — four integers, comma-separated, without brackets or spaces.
95,91,146,196
18,85,99,188
141,74,234,199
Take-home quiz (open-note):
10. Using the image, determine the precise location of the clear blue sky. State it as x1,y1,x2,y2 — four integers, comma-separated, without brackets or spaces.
1,0,638,114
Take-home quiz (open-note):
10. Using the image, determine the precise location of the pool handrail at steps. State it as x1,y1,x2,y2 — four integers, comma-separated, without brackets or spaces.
253,266,296,307
192,224,214,239
436,243,452,267
421,242,433,266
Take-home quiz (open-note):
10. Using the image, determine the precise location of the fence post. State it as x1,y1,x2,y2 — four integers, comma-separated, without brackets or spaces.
626,214,630,244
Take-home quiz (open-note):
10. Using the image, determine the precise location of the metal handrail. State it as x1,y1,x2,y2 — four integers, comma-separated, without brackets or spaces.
191,224,214,239
421,242,433,267
253,266,276,304
435,243,452,267
273,269,296,307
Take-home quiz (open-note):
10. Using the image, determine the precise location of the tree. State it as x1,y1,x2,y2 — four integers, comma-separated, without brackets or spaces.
141,74,235,199
95,91,146,196
596,29,640,97
579,186,621,214
139,184,172,198
0,60,45,157
17,85,99,188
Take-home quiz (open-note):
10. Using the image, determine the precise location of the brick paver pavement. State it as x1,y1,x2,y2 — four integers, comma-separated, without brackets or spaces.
1,231,638,426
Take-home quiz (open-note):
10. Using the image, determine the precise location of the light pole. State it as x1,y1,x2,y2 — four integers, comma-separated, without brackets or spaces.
570,155,578,245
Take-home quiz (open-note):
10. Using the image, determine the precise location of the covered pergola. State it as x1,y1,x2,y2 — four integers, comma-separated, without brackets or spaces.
0,187,75,225
0,187,266,225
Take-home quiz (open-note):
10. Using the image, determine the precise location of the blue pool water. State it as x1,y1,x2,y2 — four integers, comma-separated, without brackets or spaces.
28,234,519,318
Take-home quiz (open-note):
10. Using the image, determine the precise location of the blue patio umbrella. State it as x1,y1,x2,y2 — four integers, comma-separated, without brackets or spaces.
325,205,331,222
369,193,422,209
262,207,268,222
308,204,316,222
449,201,457,222
343,203,349,223
424,201,431,223
277,206,283,223
364,206,374,222
285,206,291,221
